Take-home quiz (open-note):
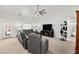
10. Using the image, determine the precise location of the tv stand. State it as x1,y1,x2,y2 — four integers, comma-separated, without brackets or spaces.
40,30,54,37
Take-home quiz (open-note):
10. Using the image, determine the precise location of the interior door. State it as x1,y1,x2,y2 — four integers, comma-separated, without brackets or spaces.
76,11,79,53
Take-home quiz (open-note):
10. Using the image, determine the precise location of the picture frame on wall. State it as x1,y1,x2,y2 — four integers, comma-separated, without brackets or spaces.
4,23,12,37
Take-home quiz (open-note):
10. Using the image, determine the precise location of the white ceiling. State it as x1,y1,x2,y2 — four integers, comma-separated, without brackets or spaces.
0,5,79,23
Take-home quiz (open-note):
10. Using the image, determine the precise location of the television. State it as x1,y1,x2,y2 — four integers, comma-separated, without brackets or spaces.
43,24,52,30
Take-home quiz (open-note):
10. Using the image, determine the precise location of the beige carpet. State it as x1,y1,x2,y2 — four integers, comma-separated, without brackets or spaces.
0,38,26,54
0,36,75,54
42,36,75,54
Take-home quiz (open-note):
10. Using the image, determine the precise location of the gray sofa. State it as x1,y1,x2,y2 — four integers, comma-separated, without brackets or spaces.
27,33,48,54
17,30,28,49
23,29,34,35
17,30,48,54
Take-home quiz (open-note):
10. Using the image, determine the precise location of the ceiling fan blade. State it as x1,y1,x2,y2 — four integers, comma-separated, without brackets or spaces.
39,12,43,15
41,9,46,11
40,13,44,15
40,11,47,14
42,12,47,14
39,12,46,16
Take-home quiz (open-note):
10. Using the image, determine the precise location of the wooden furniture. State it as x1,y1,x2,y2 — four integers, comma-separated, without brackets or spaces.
76,11,79,53
40,24,54,37
41,30,54,37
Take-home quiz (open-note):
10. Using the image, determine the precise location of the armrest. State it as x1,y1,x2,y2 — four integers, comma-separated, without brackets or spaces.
22,34,28,49
41,39,48,54
22,38,28,49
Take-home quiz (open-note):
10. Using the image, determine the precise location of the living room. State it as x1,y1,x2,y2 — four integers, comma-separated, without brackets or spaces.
0,5,77,54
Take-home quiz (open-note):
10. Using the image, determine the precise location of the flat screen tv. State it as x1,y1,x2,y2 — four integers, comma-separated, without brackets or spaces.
43,24,52,30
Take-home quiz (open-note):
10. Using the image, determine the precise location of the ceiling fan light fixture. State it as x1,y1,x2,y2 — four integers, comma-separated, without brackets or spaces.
34,5,47,16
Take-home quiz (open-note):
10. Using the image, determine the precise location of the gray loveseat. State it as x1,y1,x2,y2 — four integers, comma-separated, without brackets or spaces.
27,33,48,54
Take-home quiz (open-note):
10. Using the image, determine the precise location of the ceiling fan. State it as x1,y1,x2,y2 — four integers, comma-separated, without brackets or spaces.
34,5,47,16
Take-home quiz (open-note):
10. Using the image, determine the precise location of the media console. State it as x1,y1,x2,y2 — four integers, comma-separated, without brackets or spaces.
40,24,54,37
41,30,54,37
